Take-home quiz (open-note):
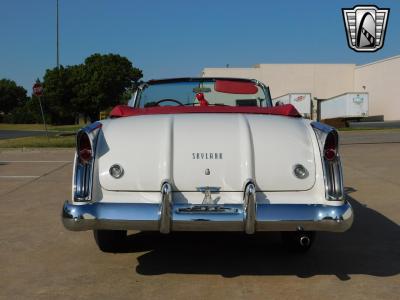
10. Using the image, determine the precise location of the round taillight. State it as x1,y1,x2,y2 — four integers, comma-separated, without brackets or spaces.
78,133,92,164
324,132,337,161
324,148,336,160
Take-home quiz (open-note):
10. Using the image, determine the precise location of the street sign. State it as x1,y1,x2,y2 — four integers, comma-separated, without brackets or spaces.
32,82,43,97
32,80,49,141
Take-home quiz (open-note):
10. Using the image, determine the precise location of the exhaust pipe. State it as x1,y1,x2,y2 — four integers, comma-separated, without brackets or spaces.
281,231,315,252
299,235,311,247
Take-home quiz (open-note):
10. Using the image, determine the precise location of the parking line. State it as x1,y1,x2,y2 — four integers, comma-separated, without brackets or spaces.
0,161,72,163
0,175,40,178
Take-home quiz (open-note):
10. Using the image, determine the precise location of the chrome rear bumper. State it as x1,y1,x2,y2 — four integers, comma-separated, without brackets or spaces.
62,200,353,233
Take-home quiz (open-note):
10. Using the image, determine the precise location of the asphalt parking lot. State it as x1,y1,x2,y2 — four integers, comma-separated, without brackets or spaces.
0,130,59,140
1,130,399,299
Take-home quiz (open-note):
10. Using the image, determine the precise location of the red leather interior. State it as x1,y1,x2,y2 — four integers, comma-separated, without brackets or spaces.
214,80,258,94
109,104,301,118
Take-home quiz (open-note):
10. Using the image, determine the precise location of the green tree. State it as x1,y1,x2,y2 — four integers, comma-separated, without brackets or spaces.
42,65,82,124
0,79,27,114
41,53,143,124
6,97,43,124
76,53,143,121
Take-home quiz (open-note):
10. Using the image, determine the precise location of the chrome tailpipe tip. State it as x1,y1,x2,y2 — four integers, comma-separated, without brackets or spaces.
299,235,311,247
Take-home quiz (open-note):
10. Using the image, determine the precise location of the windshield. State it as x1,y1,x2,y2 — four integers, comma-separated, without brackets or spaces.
135,79,272,108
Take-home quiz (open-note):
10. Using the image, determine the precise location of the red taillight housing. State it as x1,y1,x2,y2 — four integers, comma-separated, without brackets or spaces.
324,132,338,161
77,132,92,164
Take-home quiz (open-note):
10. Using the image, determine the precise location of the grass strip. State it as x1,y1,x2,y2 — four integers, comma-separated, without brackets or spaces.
0,123,82,132
0,135,75,148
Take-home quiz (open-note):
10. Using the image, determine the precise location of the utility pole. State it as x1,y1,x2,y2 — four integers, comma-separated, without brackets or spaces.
56,0,60,70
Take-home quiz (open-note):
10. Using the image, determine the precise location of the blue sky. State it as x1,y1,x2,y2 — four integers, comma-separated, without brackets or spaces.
0,0,399,94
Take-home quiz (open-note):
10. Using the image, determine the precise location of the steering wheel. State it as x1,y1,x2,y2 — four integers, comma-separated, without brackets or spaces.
155,99,184,106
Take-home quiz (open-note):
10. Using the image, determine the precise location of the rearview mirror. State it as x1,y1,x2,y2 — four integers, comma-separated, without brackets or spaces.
193,87,211,93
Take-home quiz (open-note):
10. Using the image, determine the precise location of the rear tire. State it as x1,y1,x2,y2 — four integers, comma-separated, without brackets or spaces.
93,230,127,253
281,231,316,253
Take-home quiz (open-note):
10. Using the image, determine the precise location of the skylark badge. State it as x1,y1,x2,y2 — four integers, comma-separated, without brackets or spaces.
342,5,390,52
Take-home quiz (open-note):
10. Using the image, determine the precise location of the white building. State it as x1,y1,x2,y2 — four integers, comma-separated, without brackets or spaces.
202,55,400,121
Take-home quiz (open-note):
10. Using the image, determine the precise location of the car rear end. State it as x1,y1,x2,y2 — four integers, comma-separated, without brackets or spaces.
63,115,352,246
62,78,353,252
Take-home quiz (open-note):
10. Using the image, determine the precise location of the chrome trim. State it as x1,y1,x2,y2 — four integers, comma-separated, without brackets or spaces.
197,186,221,205
176,205,239,214
325,156,345,200
73,122,102,202
159,182,172,234
128,89,139,107
242,178,256,192
243,183,256,234
62,202,160,231
83,121,103,134
311,122,344,201
293,164,309,179
254,79,273,107
299,235,311,247
255,202,353,232
62,200,353,233
109,164,124,179
134,78,273,108
74,163,91,201
310,121,335,134
173,204,244,231
196,187,221,192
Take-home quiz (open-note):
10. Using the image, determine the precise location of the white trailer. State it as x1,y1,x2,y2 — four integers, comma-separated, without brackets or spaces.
321,93,369,120
272,93,312,118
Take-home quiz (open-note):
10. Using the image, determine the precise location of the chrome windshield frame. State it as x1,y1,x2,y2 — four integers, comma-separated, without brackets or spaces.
130,77,273,108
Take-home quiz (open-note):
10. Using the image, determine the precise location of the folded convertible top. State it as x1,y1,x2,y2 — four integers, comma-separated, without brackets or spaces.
109,104,301,118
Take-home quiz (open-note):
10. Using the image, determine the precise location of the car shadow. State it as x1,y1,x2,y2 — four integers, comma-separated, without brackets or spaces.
122,189,399,280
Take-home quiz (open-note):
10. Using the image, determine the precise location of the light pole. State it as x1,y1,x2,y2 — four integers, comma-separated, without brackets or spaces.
56,0,59,70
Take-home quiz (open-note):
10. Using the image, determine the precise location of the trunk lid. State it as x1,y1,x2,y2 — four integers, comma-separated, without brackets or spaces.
97,114,315,192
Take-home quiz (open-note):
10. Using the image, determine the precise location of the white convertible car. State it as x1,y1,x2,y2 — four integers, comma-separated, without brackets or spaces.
62,78,353,252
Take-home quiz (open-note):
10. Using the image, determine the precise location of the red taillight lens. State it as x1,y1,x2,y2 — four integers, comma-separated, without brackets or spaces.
324,132,337,161
78,133,92,164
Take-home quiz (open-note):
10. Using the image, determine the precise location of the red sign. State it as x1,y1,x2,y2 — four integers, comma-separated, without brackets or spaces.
294,95,305,102
32,82,43,97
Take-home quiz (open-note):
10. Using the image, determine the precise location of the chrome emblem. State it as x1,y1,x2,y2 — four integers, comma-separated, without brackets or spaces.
342,5,390,52
197,186,221,204
192,152,223,160
205,168,210,175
